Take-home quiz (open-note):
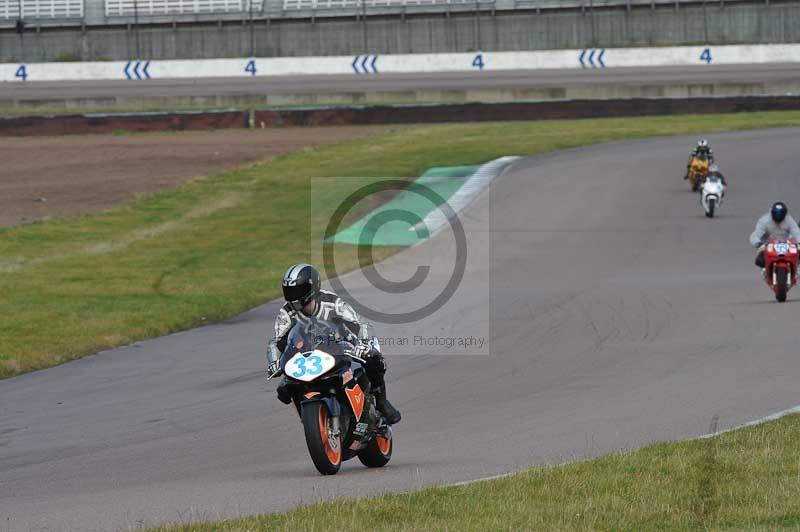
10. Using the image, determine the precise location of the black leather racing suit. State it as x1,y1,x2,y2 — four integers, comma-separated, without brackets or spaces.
690,146,714,162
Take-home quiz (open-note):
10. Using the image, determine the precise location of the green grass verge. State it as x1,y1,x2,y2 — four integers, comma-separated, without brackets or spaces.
152,413,800,532
3,111,800,379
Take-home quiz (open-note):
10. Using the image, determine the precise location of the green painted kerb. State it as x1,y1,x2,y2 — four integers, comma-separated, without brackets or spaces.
326,165,478,247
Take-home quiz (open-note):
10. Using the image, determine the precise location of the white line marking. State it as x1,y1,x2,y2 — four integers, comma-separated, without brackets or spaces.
444,403,800,489
696,404,800,440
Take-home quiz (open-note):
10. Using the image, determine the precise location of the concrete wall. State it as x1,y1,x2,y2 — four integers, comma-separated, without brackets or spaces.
0,1,798,62
5,45,800,82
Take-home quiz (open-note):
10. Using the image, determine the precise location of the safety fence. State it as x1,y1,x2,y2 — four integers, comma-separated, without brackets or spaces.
1,0,83,19
283,0,487,10
104,0,260,16
0,0,765,24
1,0,792,63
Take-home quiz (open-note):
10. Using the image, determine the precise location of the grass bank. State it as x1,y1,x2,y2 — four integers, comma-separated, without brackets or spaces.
3,112,800,379
153,413,800,531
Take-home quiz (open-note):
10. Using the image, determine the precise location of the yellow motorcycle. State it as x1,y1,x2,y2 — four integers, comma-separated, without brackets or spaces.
686,154,710,192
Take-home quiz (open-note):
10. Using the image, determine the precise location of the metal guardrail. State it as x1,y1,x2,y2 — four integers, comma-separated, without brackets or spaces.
284,0,481,9
105,0,259,15
0,0,776,28
510,0,755,7
1,0,83,19
273,0,759,22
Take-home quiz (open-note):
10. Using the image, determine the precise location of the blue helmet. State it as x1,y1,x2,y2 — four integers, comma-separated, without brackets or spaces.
771,202,788,224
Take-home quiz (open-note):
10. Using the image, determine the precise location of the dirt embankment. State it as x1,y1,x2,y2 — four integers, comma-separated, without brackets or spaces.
0,126,388,228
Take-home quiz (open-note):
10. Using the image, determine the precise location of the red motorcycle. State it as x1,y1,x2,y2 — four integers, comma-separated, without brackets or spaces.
763,237,799,302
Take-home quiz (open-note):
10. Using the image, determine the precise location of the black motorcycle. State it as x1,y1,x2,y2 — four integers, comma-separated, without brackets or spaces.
274,317,393,475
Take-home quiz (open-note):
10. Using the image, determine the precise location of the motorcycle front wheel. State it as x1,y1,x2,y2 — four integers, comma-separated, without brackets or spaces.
302,401,342,475
775,268,788,303
705,198,716,218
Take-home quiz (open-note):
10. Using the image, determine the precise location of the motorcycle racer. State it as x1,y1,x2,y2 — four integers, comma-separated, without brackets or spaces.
750,202,800,268
685,139,714,180
707,164,727,188
266,263,401,425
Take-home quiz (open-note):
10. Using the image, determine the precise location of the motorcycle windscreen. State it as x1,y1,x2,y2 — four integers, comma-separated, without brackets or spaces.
281,317,349,380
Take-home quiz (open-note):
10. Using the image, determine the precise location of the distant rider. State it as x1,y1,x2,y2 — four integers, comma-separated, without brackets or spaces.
706,164,727,190
265,263,401,424
749,202,800,268
685,139,714,180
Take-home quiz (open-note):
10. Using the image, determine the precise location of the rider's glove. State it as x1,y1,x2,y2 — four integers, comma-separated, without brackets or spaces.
266,339,282,378
267,361,282,379
354,341,371,360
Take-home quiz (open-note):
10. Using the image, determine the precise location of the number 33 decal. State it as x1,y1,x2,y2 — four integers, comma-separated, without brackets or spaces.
290,355,323,378
285,350,336,382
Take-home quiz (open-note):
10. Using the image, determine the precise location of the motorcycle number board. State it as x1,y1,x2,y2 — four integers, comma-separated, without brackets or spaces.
776,242,790,255
286,349,336,382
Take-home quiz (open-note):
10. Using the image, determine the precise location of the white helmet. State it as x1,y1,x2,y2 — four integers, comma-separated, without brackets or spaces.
698,139,708,148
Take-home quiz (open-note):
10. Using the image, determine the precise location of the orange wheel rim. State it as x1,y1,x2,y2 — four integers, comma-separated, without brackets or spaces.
318,405,341,465
376,434,391,456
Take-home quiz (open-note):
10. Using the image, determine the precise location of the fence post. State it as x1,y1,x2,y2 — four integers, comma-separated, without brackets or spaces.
361,0,367,52
474,0,481,51
249,0,255,57
16,0,25,62
702,0,709,44
16,22,25,62
133,0,141,58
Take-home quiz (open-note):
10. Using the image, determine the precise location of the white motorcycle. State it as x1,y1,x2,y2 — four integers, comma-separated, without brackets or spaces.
701,175,725,218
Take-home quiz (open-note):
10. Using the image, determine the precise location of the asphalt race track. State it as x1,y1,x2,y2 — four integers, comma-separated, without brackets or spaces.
1,63,799,101
3,128,800,531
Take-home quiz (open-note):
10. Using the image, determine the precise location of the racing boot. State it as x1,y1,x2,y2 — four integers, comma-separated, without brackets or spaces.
373,385,401,425
276,380,292,405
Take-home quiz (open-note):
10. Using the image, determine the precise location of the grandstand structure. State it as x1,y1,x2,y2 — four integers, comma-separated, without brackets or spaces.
0,0,767,27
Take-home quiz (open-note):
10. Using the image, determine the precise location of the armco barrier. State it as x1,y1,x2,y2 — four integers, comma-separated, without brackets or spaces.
2,44,800,82
3,96,800,137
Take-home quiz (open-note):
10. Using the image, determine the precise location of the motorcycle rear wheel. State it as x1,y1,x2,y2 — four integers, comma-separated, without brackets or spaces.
358,429,393,468
775,268,788,303
302,401,342,475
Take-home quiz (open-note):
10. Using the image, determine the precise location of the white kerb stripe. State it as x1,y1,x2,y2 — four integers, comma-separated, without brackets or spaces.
411,156,521,239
